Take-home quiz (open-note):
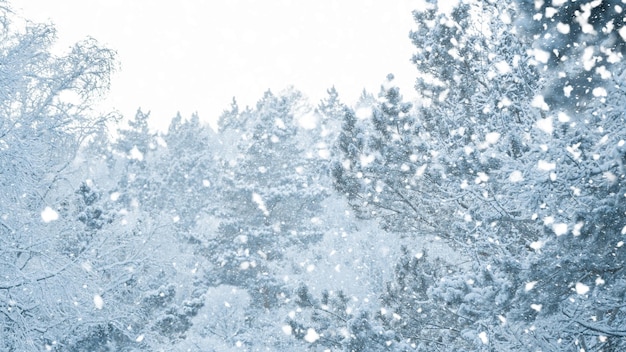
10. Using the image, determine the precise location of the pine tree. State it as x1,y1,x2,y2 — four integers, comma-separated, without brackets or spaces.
204,89,328,293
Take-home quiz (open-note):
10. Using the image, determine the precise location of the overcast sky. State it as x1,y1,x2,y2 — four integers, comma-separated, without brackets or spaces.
12,1,452,131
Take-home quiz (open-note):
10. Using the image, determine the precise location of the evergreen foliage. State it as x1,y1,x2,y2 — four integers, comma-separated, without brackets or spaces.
2,0,625,350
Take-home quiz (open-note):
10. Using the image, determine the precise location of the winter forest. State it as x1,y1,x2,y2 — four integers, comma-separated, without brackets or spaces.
2,0,626,351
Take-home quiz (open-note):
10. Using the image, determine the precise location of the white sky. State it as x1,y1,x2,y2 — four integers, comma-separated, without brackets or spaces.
12,1,446,131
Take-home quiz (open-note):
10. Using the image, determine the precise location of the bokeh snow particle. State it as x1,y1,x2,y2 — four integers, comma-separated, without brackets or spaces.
525,281,538,291
93,294,104,309
575,282,590,295
529,240,544,251
536,117,553,134
509,170,524,183
478,331,489,344
553,223,568,236
304,328,320,343
538,160,556,171
282,325,292,335
41,207,59,223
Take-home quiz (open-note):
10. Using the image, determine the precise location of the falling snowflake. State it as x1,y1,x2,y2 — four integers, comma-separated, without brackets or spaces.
304,328,320,343
552,223,568,236
478,331,489,344
509,170,524,183
41,207,59,223
93,294,104,309
525,281,538,291
575,282,590,295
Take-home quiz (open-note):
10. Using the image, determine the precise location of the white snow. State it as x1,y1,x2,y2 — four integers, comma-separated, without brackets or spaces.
478,331,489,344
317,148,330,159
498,97,512,108
592,87,607,97
529,240,544,251
556,22,570,34
485,132,501,144
567,143,581,160
530,304,542,312
531,95,549,111
596,66,612,79
129,146,143,161
532,49,551,64
576,2,597,34
604,172,617,183
355,107,372,120
297,112,318,130
500,11,511,24
93,294,104,309
81,261,93,272
41,207,59,223
563,85,573,97
545,7,558,18
537,160,556,171
536,117,553,134
573,222,584,236
304,328,320,343
582,47,596,71
360,154,375,167
543,216,554,225
202,179,211,187
495,61,511,75
557,112,570,122
525,281,538,291
553,223,568,236
282,325,292,335
135,334,144,342
475,172,489,184
252,192,269,216
509,170,524,183
110,192,120,201
275,118,286,129
575,282,590,295
620,26,626,41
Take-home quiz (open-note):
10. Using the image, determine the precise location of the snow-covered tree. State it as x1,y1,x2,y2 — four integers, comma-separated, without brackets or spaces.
0,3,125,349
328,1,626,350
514,0,626,105
203,89,328,297
156,112,220,231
